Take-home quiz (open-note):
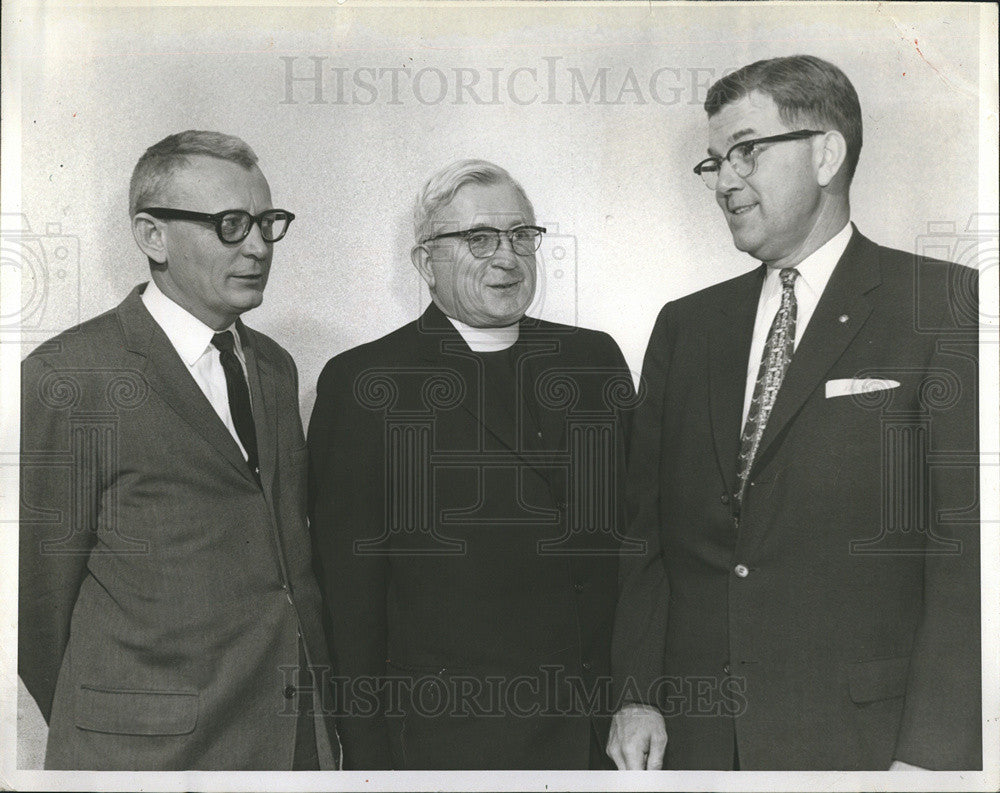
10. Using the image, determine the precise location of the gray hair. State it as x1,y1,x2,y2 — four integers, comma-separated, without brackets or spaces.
413,159,534,243
129,130,259,216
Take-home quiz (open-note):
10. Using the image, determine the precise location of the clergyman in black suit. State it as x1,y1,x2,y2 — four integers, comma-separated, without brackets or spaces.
607,55,980,771
308,159,636,769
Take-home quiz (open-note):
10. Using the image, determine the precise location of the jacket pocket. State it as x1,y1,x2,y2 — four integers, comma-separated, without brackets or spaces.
75,685,198,735
847,656,909,704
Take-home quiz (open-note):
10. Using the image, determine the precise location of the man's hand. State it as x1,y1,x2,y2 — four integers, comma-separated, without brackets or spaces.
606,703,667,769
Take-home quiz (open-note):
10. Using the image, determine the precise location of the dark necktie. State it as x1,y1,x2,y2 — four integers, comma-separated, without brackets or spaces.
211,331,260,482
735,267,798,505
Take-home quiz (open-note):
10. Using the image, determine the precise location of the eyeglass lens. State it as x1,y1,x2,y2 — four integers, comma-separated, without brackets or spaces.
219,211,291,243
466,228,543,257
698,143,755,189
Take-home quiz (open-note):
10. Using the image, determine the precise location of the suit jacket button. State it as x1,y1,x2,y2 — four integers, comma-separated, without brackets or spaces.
582,661,592,671
283,685,296,699
573,583,584,593
723,663,731,674
720,494,730,505
734,564,749,578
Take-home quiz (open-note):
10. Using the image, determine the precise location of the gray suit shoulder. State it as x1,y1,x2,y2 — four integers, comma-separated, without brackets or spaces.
22,304,124,368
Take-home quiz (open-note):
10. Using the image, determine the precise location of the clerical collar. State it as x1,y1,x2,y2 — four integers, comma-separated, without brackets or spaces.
444,314,520,352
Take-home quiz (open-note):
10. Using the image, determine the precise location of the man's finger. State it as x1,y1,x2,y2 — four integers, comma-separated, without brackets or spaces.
646,729,667,770
606,734,627,770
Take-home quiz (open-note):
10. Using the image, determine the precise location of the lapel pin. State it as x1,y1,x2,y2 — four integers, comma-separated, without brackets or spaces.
838,314,849,323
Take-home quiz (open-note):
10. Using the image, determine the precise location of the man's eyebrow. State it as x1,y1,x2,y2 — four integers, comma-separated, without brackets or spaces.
708,126,757,157
729,127,757,143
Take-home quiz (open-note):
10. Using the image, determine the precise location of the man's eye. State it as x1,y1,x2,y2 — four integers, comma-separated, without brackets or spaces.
467,232,493,246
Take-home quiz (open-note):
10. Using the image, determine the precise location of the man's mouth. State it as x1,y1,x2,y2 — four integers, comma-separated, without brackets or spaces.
728,202,758,216
487,281,522,291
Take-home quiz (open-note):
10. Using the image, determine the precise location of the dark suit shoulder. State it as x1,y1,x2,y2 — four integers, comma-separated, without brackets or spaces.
522,316,627,362
667,267,762,318
874,240,976,292
644,268,762,346
861,234,978,332
318,317,423,379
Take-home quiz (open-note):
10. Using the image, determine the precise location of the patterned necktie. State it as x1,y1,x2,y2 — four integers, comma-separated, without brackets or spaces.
212,331,260,483
736,267,799,505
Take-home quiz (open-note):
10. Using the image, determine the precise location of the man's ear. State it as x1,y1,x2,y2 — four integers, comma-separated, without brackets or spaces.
132,213,168,265
815,130,848,187
410,244,435,290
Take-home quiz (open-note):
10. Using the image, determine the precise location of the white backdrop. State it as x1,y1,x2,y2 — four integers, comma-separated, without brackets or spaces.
3,0,996,785
8,2,987,417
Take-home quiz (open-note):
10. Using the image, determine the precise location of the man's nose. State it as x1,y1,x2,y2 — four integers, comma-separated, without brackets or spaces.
241,220,270,257
715,158,744,193
491,233,520,267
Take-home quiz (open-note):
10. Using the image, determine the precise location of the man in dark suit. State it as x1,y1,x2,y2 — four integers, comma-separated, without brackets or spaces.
308,159,635,769
608,55,980,771
19,130,335,769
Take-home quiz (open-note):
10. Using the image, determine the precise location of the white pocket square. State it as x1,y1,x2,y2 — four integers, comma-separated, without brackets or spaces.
825,378,900,398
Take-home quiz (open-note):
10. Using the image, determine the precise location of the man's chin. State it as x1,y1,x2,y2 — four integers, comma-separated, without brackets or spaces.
229,291,265,315
729,232,763,259
461,306,527,327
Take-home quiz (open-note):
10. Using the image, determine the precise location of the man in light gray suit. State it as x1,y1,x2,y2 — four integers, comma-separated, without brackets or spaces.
19,130,335,769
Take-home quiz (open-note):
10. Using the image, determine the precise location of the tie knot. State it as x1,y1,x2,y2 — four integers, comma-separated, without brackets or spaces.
212,331,236,354
779,268,799,289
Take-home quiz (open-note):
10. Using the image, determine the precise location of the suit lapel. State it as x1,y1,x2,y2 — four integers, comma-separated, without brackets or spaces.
240,322,278,495
708,268,765,496
417,303,524,456
519,338,568,453
751,229,881,476
118,285,259,486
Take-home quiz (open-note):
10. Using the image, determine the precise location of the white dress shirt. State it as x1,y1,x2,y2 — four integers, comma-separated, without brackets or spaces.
141,280,251,460
446,314,519,352
740,223,853,428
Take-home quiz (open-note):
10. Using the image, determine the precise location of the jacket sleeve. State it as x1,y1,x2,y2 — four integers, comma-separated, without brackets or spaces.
610,304,673,709
894,270,981,769
307,355,391,769
19,354,97,723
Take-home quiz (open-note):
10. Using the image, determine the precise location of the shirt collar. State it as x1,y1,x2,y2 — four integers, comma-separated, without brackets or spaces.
765,221,853,297
141,279,240,365
444,314,520,352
